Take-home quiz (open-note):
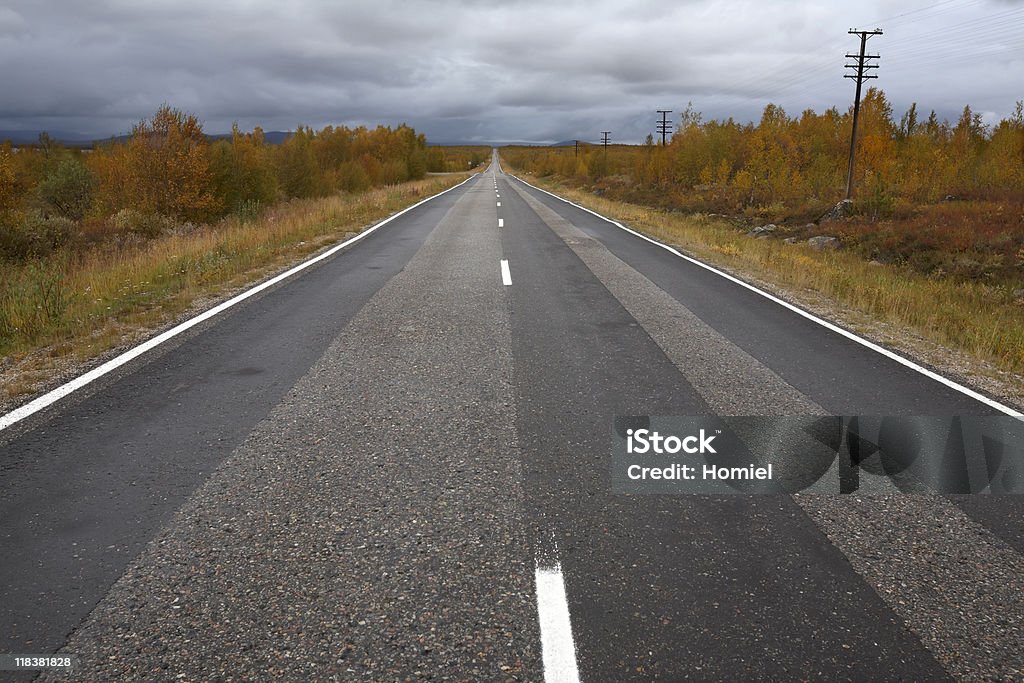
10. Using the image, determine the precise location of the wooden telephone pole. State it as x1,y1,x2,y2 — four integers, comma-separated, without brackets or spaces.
656,110,673,145
844,28,882,200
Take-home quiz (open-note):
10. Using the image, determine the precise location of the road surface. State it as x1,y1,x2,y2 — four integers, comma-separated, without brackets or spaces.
2,152,1023,681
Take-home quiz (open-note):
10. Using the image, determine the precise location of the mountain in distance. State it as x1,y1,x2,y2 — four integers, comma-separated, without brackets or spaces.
0,130,98,146
2,130,591,149
1,130,294,147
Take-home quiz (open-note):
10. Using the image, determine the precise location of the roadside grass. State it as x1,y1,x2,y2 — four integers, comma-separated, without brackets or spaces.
506,166,1024,380
0,174,470,405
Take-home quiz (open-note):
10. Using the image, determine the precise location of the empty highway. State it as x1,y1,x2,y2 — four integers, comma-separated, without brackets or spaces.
2,152,1023,681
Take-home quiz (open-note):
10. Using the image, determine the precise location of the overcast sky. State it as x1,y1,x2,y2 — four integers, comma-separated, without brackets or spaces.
1,0,1021,143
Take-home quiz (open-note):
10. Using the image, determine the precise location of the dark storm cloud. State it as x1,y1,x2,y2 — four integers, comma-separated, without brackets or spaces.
0,0,1021,143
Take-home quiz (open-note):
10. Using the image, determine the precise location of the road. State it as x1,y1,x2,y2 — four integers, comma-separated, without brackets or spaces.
2,151,1023,681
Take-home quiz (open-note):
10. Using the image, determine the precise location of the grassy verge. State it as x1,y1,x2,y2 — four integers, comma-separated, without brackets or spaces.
0,173,471,406
505,165,1024,390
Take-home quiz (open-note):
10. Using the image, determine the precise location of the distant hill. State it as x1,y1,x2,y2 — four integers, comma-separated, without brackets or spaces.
426,140,495,147
0,130,98,146
1,130,590,149
1,129,294,148
428,140,583,147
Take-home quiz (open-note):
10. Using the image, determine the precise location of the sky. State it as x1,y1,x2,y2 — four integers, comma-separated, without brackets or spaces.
0,0,1021,144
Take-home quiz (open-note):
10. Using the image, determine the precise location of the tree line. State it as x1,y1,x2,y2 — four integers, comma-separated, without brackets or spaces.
503,89,1023,219
0,105,487,260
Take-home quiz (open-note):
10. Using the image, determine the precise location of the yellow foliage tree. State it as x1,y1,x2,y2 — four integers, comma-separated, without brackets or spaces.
91,105,218,222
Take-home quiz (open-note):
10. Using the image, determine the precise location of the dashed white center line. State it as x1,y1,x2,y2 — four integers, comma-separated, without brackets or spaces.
535,563,581,683
497,201,501,207
500,259,512,286
498,218,504,228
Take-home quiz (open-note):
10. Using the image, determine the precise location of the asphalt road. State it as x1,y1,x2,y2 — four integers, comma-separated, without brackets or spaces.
2,153,1023,681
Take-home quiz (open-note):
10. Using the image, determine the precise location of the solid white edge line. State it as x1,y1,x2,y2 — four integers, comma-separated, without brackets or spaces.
0,173,481,433
535,564,581,683
498,218,504,228
507,172,1023,419
500,259,512,286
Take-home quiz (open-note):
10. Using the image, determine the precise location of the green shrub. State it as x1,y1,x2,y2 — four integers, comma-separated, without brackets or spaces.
0,210,75,260
37,156,94,220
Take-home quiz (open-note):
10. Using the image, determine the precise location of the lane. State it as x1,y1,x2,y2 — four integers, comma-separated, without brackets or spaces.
506,171,1024,680
505,167,1024,557
494,165,950,680
37,171,543,681
0,177,476,663
508,173,999,418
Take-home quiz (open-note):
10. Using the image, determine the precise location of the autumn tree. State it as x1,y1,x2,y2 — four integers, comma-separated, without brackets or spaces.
274,127,322,198
210,125,278,214
91,105,218,221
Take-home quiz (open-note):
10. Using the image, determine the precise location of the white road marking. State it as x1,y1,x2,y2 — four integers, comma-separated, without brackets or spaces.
497,202,501,207
0,174,481,433
507,174,1023,419
535,563,581,683
500,259,512,286
498,218,504,228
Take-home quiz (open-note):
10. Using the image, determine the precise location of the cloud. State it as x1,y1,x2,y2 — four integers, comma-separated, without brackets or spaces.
0,0,1021,142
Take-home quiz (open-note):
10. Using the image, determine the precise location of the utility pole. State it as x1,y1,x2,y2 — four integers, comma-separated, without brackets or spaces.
600,131,611,158
574,140,579,157
656,110,673,146
844,28,882,201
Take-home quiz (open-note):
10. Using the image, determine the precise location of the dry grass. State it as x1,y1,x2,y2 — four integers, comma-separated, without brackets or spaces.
0,174,470,405
509,168,1024,382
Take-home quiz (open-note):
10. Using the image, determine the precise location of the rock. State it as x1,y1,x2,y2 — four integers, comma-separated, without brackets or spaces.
805,223,817,230
748,223,776,236
943,194,960,202
1013,288,1024,299
868,260,884,267
807,235,840,250
821,199,853,222
783,237,800,244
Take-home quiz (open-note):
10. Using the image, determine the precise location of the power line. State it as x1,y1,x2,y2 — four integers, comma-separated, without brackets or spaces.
860,0,982,27
725,1,1019,107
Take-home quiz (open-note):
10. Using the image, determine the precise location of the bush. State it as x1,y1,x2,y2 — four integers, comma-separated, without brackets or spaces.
37,156,94,220
0,210,75,260
109,208,178,238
